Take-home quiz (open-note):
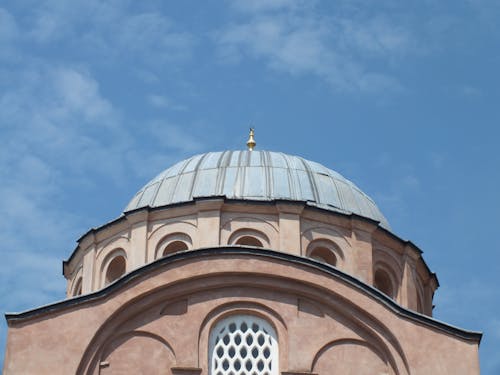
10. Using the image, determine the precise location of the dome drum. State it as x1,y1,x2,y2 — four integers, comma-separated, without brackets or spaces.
63,196,435,316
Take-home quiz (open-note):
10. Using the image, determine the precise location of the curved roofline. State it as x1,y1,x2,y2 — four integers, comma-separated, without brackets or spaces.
17,247,476,342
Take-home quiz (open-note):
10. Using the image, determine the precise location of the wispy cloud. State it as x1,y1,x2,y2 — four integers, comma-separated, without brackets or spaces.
148,94,187,111
149,122,205,153
0,7,19,61
229,0,309,13
428,152,447,170
215,1,417,92
5,1,195,69
0,1,206,337
0,7,17,42
458,85,483,98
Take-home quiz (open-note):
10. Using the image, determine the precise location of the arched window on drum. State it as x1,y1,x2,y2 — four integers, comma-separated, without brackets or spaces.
306,239,343,268
228,228,270,248
156,233,192,259
209,315,279,375
374,268,396,299
105,255,126,286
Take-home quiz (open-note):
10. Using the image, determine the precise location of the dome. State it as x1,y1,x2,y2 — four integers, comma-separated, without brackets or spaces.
125,150,390,229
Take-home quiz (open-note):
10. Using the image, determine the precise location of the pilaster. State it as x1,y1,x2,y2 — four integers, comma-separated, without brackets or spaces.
350,217,377,284
277,202,304,255
126,209,149,271
81,232,97,294
401,243,420,310
196,198,224,248
425,274,439,316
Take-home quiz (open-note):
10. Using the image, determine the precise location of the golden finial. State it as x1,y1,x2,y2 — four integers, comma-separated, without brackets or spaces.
246,127,256,151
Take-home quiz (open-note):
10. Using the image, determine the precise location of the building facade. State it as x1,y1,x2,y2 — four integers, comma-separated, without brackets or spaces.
3,150,481,374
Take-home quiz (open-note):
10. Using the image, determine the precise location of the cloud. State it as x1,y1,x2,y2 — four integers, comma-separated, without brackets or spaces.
149,122,205,153
54,68,115,122
0,63,120,250
0,7,18,42
214,3,413,92
148,94,187,111
114,13,194,63
338,16,417,58
9,1,195,70
229,0,308,13
401,175,420,190
428,152,447,169
459,85,483,97
0,7,19,61
0,64,126,175
0,61,207,366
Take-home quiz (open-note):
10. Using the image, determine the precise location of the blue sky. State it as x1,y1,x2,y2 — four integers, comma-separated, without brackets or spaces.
1,0,499,372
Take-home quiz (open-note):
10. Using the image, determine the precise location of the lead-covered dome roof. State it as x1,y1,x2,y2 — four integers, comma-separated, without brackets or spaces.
125,150,390,229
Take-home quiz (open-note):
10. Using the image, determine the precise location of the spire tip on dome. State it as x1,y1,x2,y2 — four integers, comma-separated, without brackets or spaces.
246,127,256,151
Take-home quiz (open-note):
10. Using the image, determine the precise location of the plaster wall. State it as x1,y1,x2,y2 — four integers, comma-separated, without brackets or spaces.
4,252,479,374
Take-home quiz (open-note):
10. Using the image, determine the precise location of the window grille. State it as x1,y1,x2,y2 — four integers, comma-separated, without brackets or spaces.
209,314,279,375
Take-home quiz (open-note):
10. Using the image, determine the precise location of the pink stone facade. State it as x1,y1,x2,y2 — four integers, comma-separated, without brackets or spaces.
3,199,481,374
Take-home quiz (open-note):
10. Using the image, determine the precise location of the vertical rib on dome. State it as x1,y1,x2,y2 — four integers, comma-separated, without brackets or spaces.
124,151,390,229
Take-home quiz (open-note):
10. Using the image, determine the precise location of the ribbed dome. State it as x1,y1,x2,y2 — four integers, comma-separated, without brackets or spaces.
125,151,390,229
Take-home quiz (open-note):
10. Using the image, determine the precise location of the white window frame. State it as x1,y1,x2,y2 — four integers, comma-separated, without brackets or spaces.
208,314,279,375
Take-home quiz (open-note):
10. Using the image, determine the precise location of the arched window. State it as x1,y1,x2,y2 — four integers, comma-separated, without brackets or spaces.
156,233,192,259
309,246,337,267
72,277,83,297
374,269,394,298
306,239,342,268
105,256,126,286
235,236,263,247
209,315,279,375
163,240,189,256
228,228,270,248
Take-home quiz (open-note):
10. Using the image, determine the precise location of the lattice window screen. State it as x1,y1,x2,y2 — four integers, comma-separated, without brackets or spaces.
209,314,279,375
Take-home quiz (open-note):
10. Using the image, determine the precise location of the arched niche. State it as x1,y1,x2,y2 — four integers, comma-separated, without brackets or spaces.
312,339,393,375
374,267,396,299
306,239,344,268
72,277,83,297
105,256,126,286
235,235,264,247
101,249,127,287
301,226,351,271
99,331,175,375
148,220,198,262
228,228,270,248
155,232,193,259
221,216,277,249
95,237,130,291
68,267,83,297
372,247,403,290
96,235,130,259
